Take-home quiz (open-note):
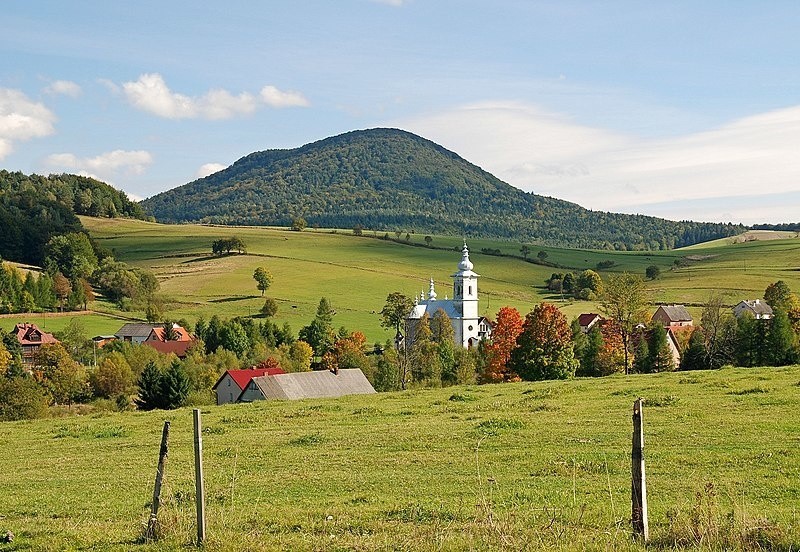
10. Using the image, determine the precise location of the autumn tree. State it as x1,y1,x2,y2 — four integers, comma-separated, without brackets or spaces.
599,272,648,374
291,217,307,231
90,352,134,398
53,272,72,312
409,313,440,385
509,303,577,381
482,306,523,383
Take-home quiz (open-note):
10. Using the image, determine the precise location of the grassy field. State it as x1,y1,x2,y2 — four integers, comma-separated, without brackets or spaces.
0,365,797,550
65,217,800,345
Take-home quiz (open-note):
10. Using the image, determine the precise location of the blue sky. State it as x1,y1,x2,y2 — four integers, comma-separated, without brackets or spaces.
2,1,800,224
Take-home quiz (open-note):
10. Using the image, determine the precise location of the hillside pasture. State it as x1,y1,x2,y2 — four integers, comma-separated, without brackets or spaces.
78,217,800,343
0,366,797,550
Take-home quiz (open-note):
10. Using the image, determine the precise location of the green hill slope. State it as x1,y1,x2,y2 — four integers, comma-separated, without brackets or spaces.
141,128,743,250
72,217,800,343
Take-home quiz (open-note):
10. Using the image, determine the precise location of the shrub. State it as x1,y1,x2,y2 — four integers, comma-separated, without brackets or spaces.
0,377,49,420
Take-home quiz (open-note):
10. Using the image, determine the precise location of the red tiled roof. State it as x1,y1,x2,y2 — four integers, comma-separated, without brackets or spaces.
214,367,286,391
578,313,601,327
13,323,59,346
149,326,192,342
142,340,195,358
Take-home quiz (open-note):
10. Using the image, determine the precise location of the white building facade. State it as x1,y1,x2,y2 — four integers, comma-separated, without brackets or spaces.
406,242,488,348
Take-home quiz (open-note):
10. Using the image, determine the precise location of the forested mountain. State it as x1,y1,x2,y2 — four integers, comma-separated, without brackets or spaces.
0,171,146,265
142,128,743,250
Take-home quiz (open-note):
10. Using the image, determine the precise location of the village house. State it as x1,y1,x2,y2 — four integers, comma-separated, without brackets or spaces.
213,367,286,405
237,368,375,402
651,305,693,327
11,322,59,366
114,323,156,344
406,242,491,348
733,299,774,320
577,313,602,333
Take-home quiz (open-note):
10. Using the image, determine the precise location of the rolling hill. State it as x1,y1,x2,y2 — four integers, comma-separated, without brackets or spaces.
141,128,743,250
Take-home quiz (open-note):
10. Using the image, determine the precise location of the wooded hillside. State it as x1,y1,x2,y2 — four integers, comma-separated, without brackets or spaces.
142,128,743,250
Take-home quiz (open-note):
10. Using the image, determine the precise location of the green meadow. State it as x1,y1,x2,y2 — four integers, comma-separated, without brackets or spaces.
52,217,800,343
0,365,797,550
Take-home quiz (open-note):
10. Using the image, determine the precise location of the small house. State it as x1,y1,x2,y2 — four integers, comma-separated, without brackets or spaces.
12,322,59,365
115,323,156,344
146,324,193,342
733,299,773,320
651,305,693,327
213,367,286,405
238,368,376,402
577,313,602,333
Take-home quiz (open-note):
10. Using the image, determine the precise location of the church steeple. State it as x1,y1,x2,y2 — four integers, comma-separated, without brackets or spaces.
428,277,437,301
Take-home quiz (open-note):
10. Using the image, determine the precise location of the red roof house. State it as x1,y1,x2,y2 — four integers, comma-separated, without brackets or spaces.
12,322,59,365
212,366,286,405
577,313,602,333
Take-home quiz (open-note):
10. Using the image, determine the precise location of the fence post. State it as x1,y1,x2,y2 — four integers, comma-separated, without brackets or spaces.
193,409,206,546
631,398,649,541
145,420,170,542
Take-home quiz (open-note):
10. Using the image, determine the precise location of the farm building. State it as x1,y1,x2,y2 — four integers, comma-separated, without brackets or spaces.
651,305,693,327
733,299,774,320
577,313,602,333
238,368,375,402
12,322,59,366
213,367,286,405
115,323,156,344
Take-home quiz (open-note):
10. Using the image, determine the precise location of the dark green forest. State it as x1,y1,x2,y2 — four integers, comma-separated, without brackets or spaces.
0,171,146,265
142,128,744,250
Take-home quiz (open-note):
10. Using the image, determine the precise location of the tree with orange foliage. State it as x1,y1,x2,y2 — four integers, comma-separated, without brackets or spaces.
510,302,577,380
321,331,369,374
481,306,523,383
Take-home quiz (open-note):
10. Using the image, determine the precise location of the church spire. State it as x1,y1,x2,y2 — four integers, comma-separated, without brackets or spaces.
458,241,474,272
428,277,437,301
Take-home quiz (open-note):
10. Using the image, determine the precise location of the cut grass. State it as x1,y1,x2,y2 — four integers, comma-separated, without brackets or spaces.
0,365,798,550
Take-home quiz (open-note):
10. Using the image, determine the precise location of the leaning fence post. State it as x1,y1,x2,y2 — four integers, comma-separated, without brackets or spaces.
145,420,170,542
193,409,207,546
631,398,649,541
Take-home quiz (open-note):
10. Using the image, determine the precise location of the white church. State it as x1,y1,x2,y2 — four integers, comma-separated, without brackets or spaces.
406,242,493,348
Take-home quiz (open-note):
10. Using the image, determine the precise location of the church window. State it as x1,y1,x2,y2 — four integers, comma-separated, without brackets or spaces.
468,285,472,295
468,325,474,331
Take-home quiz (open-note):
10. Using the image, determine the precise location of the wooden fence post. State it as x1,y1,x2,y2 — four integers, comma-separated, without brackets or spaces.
145,420,170,542
631,398,649,541
193,409,206,546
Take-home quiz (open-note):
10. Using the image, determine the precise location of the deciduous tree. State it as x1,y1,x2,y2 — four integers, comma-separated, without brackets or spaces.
482,306,523,382
253,267,273,296
599,272,648,373
509,303,577,381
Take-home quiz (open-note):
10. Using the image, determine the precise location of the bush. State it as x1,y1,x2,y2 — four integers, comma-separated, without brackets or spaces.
0,377,49,420
260,297,279,317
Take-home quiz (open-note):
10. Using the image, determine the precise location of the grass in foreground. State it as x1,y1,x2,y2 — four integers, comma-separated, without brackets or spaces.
0,365,798,550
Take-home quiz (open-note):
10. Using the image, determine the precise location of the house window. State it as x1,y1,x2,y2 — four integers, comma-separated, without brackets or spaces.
227,379,230,387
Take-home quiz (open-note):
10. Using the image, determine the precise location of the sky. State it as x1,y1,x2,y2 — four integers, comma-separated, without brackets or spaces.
2,1,800,225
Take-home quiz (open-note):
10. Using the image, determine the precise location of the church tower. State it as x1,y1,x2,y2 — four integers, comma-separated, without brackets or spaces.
452,242,480,347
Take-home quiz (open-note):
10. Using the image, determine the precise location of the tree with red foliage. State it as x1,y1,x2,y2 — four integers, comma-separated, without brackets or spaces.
321,331,369,374
482,307,523,383
510,302,578,380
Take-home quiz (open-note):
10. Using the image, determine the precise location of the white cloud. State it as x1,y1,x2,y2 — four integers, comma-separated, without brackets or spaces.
121,74,307,119
45,149,153,182
260,85,310,108
399,102,800,224
44,80,82,98
0,88,56,159
195,162,227,178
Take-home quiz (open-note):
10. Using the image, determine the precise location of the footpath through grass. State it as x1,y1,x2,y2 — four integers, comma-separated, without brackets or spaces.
0,365,798,550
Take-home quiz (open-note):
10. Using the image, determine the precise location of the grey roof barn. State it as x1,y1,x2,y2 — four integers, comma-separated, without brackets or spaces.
238,369,376,402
